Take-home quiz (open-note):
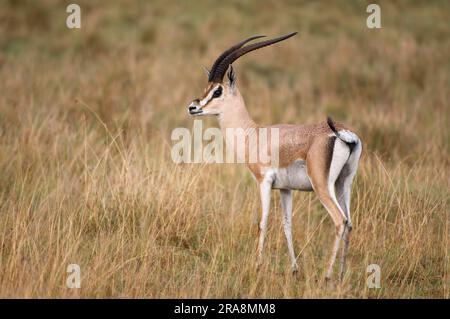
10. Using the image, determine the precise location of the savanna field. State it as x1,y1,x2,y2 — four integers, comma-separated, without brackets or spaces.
0,0,448,298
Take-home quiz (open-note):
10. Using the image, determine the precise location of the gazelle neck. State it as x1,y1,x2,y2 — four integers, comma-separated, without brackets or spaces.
217,88,257,135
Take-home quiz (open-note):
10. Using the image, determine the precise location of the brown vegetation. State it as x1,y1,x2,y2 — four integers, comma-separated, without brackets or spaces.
0,0,448,297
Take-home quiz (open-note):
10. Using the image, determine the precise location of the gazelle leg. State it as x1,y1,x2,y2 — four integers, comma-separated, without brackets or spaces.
256,172,274,268
336,172,353,281
324,213,346,281
306,136,350,282
280,189,298,273
308,176,346,282
336,141,361,281
339,223,351,281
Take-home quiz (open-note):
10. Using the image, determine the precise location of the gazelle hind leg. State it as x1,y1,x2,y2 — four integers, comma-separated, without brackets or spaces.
280,189,298,273
313,188,346,282
306,136,350,281
335,165,352,281
335,141,362,281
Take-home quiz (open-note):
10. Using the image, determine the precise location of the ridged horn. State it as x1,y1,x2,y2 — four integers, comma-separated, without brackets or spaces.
208,35,266,82
209,32,298,83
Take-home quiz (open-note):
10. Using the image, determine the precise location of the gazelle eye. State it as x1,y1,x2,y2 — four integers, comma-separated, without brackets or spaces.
212,86,222,98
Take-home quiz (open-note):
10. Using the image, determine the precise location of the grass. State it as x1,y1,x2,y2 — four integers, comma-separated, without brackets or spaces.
0,0,448,298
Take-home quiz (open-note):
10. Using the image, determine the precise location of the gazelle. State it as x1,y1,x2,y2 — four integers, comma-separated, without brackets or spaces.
187,32,362,281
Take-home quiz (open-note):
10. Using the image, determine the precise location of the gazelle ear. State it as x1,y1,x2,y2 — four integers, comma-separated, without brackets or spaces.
227,65,236,87
202,66,211,78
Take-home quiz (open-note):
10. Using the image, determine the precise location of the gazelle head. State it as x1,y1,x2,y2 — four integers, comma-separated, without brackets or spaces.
188,32,297,117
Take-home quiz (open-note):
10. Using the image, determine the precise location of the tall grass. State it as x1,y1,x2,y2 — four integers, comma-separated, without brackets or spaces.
0,0,448,297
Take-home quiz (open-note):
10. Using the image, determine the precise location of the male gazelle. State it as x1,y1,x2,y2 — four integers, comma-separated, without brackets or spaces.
187,32,362,281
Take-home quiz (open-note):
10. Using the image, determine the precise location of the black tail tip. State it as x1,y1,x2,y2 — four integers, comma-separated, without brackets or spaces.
327,116,338,134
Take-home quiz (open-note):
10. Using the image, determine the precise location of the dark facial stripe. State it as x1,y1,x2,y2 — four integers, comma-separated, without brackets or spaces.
202,97,213,108
200,84,215,100
199,84,220,108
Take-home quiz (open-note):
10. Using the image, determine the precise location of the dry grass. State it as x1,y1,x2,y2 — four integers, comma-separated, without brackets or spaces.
0,0,448,298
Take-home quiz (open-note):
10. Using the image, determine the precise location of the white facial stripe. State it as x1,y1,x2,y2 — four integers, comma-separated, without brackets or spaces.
200,85,220,107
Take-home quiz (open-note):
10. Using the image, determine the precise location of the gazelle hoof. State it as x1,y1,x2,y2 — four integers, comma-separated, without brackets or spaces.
291,265,299,275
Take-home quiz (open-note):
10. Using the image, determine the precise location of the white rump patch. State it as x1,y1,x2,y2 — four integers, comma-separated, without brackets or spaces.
328,140,351,220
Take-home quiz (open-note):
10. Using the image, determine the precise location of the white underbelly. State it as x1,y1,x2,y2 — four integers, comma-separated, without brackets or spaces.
272,160,313,191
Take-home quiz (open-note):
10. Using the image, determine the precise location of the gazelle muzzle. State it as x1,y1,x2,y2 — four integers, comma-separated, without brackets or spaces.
188,99,203,115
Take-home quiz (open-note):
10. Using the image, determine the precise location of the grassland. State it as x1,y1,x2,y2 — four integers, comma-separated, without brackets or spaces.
0,0,448,298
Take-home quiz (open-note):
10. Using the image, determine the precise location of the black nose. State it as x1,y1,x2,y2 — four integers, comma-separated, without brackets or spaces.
189,106,197,111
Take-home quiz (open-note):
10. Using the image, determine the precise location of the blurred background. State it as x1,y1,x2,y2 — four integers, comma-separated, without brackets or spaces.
0,0,448,298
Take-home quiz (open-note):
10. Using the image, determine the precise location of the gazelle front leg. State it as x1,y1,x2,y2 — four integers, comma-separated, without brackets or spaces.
256,172,275,268
280,189,299,273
